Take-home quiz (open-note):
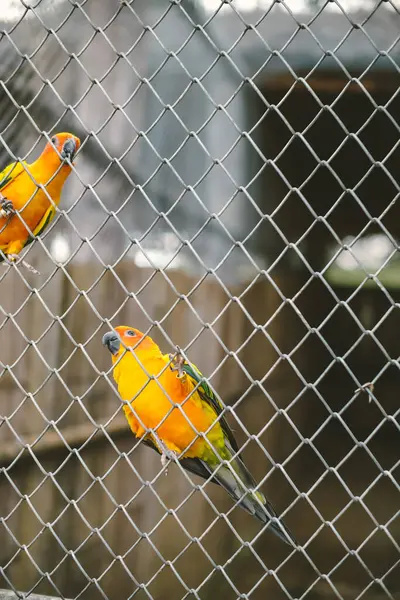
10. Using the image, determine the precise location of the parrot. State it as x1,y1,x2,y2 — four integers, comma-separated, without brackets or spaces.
102,325,297,547
0,132,80,273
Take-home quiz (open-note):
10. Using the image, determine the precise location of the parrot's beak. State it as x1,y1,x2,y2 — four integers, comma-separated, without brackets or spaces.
102,332,121,355
61,138,77,161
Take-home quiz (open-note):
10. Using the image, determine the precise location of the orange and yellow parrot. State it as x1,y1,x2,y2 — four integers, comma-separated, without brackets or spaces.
102,325,296,546
0,132,80,273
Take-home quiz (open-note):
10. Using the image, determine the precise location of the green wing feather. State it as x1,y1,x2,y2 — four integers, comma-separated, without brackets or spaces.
24,204,56,247
0,161,26,191
182,361,296,545
181,361,240,454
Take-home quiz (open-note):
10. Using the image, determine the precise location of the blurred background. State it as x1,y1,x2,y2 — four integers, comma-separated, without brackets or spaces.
0,0,399,598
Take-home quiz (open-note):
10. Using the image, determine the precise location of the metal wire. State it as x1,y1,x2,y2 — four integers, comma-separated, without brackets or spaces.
0,591,68,600
0,0,399,599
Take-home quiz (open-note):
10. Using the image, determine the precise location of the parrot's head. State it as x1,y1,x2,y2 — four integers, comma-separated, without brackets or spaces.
102,325,154,362
43,132,81,166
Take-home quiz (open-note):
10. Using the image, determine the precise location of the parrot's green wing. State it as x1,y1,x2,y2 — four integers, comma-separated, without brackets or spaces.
0,161,26,191
181,361,240,455
24,203,57,248
182,361,296,546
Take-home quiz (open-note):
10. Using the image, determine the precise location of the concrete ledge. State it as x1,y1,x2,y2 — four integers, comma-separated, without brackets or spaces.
0,591,70,599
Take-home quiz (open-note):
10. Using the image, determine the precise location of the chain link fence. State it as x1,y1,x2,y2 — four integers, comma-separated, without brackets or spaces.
0,0,399,598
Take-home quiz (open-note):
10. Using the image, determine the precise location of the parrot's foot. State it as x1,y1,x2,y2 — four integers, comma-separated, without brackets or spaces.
160,445,179,476
161,451,169,475
0,197,15,218
355,382,375,402
169,348,187,382
5,254,40,275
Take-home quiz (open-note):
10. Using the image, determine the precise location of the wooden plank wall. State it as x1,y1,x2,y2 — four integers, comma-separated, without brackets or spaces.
0,260,398,600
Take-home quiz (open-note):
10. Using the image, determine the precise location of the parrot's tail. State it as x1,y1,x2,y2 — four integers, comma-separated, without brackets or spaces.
203,449,297,547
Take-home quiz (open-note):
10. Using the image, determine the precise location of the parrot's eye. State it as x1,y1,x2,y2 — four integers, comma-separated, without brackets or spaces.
51,136,57,145
125,330,136,337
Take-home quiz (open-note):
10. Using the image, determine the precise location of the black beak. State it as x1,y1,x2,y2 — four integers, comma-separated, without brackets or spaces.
61,138,77,161
102,331,121,355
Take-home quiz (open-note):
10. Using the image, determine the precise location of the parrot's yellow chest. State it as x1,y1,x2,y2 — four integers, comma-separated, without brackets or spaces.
113,351,222,458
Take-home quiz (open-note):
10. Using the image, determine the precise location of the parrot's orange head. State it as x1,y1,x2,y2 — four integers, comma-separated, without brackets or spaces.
42,132,80,166
102,325,154,360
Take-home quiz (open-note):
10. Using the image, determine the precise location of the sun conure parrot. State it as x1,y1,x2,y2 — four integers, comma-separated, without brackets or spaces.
0,132,80,273
102,325,297,546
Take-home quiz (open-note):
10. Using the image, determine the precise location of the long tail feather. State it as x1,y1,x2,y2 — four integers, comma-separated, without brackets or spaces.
201,453,297,547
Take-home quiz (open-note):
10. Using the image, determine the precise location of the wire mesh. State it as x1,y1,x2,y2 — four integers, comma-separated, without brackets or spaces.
0,0,399,599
